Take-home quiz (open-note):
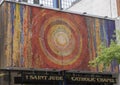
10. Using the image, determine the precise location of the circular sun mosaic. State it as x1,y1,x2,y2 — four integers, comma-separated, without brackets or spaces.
32,10,88,69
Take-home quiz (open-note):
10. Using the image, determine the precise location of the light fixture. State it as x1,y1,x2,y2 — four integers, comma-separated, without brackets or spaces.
83,12,87,14
40,4,43,6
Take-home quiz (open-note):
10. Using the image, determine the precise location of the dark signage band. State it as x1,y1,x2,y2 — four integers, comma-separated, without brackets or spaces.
14,73,117,84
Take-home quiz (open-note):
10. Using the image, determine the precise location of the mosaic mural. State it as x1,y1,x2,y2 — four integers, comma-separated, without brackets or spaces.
0,1,118,72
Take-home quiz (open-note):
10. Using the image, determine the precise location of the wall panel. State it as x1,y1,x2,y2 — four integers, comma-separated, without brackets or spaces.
0,1,117,72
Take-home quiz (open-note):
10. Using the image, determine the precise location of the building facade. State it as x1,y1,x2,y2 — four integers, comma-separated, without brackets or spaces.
68,0,118,18
0,0,118,85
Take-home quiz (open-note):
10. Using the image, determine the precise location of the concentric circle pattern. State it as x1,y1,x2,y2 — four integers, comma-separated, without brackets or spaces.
32,10,88,69
41,19,82,65
48,25,74,57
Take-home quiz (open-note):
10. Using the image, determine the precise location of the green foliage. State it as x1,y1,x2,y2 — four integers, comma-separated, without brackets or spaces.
89,30,120,68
